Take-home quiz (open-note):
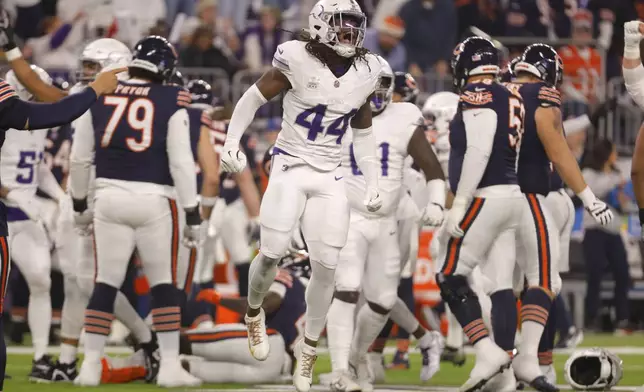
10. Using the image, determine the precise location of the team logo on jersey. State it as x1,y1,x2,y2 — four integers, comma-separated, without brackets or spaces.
307,77,320,90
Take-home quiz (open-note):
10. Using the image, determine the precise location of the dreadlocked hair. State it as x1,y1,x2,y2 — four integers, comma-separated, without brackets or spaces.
295,28,371,71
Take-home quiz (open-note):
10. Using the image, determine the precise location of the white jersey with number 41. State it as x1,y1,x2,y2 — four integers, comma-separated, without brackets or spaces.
0,129,49,206
342,102,424,217
272,40,382,171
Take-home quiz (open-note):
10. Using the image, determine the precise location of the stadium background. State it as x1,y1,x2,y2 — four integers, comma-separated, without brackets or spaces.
1,0,644,390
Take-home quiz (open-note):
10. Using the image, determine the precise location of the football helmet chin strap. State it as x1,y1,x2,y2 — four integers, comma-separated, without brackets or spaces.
564,348,623,391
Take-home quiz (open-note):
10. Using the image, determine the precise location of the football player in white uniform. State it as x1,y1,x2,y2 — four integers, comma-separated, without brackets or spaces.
219,1,384,390
0,66,65,378
327,59,445,391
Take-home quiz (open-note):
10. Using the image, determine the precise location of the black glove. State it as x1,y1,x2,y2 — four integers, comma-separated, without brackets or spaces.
0,9,17,52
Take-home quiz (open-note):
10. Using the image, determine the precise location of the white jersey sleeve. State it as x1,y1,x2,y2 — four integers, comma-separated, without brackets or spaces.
274,41,382,171
69,109,95,201
0,128,49,206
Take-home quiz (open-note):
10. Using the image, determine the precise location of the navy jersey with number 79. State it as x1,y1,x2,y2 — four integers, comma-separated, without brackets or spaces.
90,82,191,185
448,80,525,193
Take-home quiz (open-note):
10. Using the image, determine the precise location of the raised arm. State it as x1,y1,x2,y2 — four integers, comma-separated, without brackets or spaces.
622,21,644,109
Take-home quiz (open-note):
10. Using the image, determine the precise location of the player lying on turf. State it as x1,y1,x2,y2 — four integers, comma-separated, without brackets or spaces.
90,251,311,385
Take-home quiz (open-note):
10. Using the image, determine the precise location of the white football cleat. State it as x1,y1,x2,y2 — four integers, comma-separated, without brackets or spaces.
419,330,444,381
459,343,511,392
367,352,386,383
350,357,373,392
157,359,202,388
74,359,102,386
329,370,362,392
293,340,317,392
245,308,270,360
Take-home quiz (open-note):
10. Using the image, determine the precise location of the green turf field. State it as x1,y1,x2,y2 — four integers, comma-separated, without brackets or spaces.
3,333,644,391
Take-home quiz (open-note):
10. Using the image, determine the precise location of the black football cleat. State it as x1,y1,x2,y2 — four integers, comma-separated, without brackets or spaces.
48,360,78,382
28,354,54,383
441,345,466,366
529,375,560,392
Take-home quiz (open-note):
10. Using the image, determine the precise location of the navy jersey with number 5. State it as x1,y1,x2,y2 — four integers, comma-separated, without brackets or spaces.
506,81,562,196
448,81,524,193
91,82,191,185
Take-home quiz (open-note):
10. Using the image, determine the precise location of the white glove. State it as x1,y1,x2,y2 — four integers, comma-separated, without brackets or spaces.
422,202,444,227
363,186,382,213
73,210,93,236
445,197,468,238
585,199,614,226
220,142,247,173
6,191,41,221
625,21,644,47
183,208,202,248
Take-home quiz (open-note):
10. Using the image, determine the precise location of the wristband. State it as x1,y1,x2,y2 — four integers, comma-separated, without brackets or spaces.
185,207,201,226
577,186,596,207
5,47,21,62
200,196,218,207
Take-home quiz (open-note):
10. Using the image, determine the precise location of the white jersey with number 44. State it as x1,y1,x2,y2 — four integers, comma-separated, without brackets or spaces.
0,129,48,206
272,40,382,171
342,102,424,217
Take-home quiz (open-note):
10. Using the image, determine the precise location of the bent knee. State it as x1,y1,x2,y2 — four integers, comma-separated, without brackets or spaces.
259,226,292,260
23,270,51,294
307,241,341,269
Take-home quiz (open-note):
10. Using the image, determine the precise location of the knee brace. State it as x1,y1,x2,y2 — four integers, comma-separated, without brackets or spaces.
436,273,477,307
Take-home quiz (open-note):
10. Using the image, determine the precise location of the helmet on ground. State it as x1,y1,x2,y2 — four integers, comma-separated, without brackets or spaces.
370,56,394,114
564,348,623,390
6,65,51,101
130,35,178,82
515,43,563,87
308,0,366,58
451,36,500,92
393,72,419,103
77,38,131,83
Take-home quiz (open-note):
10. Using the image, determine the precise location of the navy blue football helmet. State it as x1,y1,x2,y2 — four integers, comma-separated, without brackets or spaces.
451,36,500,92
515,43,563,87
130,35,177,82
187,79,213,105
168,69,185,87
393,72,419,103
278,249,311,280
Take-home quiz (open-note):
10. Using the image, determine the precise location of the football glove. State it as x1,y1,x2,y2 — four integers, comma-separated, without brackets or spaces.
624,21,644,49
585,199,613,226
0,9,17,52
182,207,202,248
422,202,444,227
220,142,247,173
363,186,382,213
445,197,468,238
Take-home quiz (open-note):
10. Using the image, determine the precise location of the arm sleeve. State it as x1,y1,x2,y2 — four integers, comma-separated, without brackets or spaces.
38,162,65,201
352,126,380,190
69,110,95,200
623,64,644,110
224,84,267,146
167,108,198,210
0,87,97,130
455,108,497,200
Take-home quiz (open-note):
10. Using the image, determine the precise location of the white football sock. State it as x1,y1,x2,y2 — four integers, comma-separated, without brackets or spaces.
304,260,336,341
327,299,356,372
350,305,388,363
247,253,278,309
519,321,544,357
158,331,180,362
61,276,86,343
29,291,52,360
82,333,108,364
479,291,493,332
59,343,79,365
445,304,464,348
390,297,420,334
114,292,152,343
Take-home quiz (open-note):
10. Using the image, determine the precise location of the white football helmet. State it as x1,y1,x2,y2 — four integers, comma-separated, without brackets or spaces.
76,38,132,83
308,0,366,58
564,348,623,391
422,91,459,134
6,66,52,101
370,56,394,114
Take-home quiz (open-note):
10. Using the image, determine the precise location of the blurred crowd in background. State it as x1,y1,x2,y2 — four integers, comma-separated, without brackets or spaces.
3,0,644,337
